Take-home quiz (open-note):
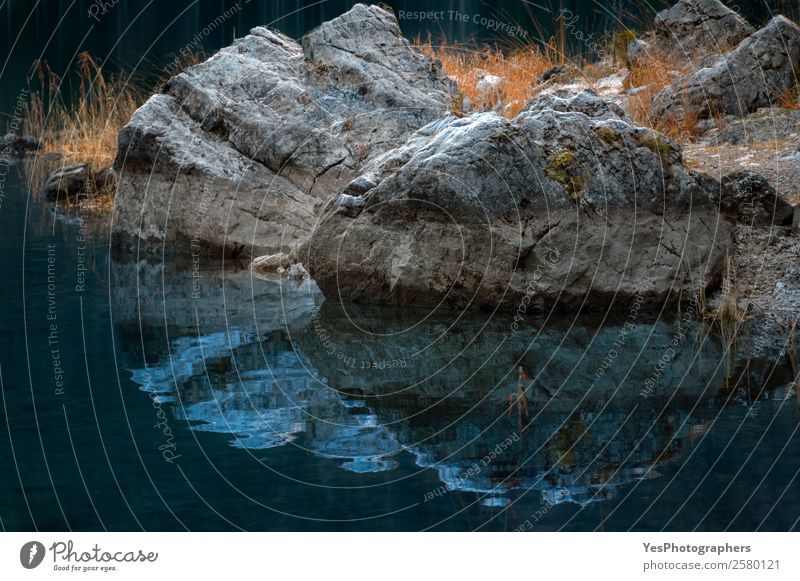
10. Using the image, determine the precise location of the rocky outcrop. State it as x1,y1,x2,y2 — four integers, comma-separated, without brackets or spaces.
112,4,456,258
719,172,794,227
522,89,633,122
654,16,800,121
652,0,754,59
301,91,731,312
715,107,800,144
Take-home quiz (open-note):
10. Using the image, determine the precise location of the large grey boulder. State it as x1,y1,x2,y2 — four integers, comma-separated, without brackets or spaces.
654,16,800,121
301,92,731,312
112,4,456,258
652,0,754,59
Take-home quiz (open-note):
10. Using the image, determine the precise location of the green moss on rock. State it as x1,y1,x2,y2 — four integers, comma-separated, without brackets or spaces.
595,125,622,143
612,29,637,65
635,132,673,166
546,148,585,198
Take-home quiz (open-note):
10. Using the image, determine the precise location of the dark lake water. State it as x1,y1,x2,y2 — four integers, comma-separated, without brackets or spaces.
1,160,799,531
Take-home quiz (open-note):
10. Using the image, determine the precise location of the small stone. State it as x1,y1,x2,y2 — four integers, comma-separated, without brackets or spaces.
93,166,117,196
42,163,94,200
250,253,291,272
652,0,754,60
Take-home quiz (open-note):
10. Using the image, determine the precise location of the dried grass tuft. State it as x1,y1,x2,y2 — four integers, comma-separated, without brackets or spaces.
24,52,142,169
418,37,560,118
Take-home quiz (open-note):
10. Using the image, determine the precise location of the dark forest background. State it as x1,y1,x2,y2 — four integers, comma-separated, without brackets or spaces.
2,0,798,119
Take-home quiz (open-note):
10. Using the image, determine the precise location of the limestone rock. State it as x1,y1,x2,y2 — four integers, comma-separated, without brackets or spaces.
301,93,731,312
654,16,800,121
715,107,800,144
652,0,754,59
250,253,292,272
719,172,794,227
112,4,457,259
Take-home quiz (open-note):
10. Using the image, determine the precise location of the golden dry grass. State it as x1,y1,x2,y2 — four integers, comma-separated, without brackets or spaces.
777,83,800,110
24,52,143,169
624,53,700,141
703,254,747,350
419,38,561,118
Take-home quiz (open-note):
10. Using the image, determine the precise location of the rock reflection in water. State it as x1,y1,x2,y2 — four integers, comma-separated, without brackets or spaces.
117,263,792,511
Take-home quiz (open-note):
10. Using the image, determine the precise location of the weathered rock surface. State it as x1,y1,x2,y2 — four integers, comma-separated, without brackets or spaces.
301,92,731,312
719,172,794,227
652,0,754,59
654,16,800,121
715,107,800,144
522,89,632,122
112,4,456,258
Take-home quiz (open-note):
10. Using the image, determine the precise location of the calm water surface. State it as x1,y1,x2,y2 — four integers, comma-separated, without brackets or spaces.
1,161,799,531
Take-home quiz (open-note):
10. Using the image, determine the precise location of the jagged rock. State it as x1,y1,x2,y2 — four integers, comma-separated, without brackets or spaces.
714,107,800,144
301,93,731,312
112,4,457,258
43,163,93,200
654,16,800,121
475,73,505,95
523,89,632,122
652,0,754,59
719,172,794,227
